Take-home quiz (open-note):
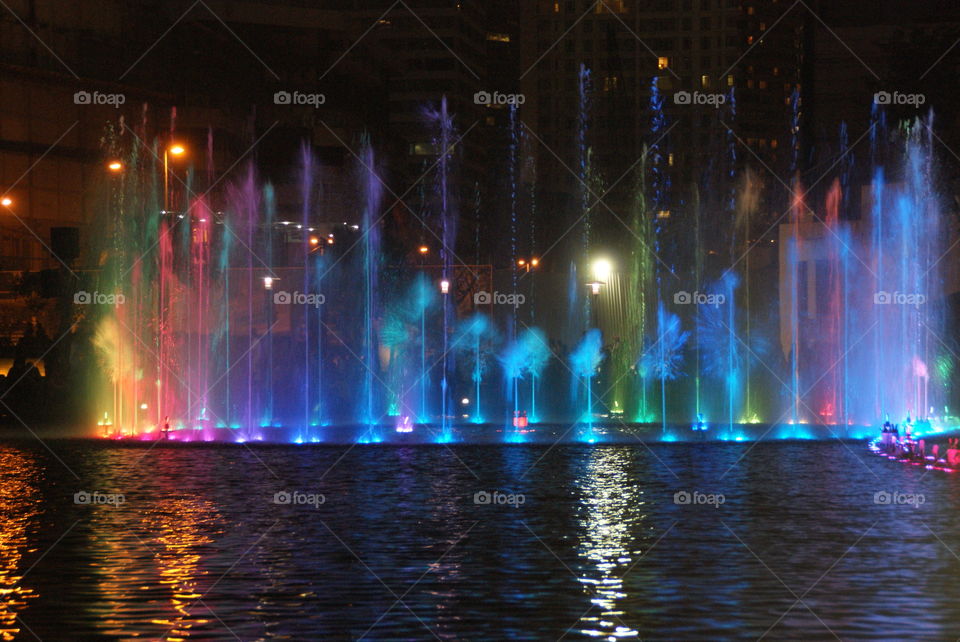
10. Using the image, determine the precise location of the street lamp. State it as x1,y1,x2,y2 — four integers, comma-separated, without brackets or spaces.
517,257,541,273
107,160,124,173
592,258,612,282
587,258,612,295
164,143,187,212
0,197,11,207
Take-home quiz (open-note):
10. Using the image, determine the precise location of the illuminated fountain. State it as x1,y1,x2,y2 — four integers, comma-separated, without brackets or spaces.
85,98,952,444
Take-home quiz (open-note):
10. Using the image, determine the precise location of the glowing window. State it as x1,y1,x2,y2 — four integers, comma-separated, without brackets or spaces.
596,0,628,14
658,56,669,69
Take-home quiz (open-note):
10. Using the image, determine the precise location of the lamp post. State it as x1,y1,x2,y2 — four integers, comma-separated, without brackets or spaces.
163,143,186,212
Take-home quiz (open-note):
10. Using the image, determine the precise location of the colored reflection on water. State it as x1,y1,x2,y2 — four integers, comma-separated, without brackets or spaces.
3,440,960,638
0,448,40,640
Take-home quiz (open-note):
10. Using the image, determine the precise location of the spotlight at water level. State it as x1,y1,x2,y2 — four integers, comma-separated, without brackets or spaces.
0,197,11,207
418,245,429,254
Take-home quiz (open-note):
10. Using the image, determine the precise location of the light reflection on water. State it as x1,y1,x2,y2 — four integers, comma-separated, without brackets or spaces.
1,439,960,638
576,449,641,640
0,448,40,640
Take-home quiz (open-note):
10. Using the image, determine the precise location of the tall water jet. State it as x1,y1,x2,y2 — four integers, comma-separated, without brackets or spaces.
359,135,383,437
570,329,604,435
641,305,687,432
454,313,498,423
425,97,459,439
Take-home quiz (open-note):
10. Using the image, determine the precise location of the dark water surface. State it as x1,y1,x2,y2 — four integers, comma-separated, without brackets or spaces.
0,439,956,640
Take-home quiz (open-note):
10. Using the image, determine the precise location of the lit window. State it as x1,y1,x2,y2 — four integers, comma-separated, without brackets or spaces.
701,74,710,88
658,56,669,70
747,6,755,14
747,35,754,44
758,80,768,89
596,0,628,14
771,139,779,149
668,153,674,166
727,74,734,87
410,142,439,156
657,210,670,219
486,33,510,43
760,22,766,30
553,1,560,12
603,76,620,91
772,66,779,76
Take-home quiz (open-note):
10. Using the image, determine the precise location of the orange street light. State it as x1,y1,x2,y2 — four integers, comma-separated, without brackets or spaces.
107,160,124,172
